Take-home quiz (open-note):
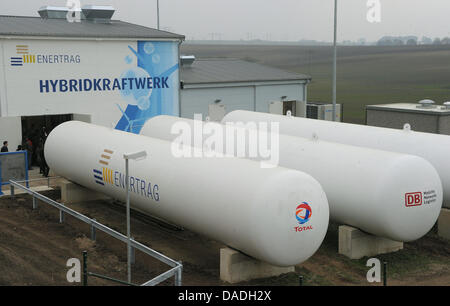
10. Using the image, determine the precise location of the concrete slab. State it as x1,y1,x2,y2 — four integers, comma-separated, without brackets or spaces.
60,180,109,204
220,247,294,284
438,208,450,240
1,185,53,197
338,225,403,259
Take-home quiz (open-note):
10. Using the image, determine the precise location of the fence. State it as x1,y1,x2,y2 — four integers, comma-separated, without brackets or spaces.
9,178,183,286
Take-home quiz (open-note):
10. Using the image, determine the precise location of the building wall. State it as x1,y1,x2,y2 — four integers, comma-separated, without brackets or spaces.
0,116,21,152
180,86,254,119
255,83,305,112
0,40,7,117
0,38,180,134
366,109,450,135
438,116,450,135
181,82,306,120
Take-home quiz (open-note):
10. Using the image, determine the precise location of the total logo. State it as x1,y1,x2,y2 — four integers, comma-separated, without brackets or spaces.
294,202,313,233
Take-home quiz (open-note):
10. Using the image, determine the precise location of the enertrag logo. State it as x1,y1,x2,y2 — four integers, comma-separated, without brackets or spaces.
93,149,114,186
10,45,81,67
92,148,161,202
10,45,34,66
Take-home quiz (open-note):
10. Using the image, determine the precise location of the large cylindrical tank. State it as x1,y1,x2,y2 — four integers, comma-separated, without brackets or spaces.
45,121,329,267
222,110,450,208
141,115,443,242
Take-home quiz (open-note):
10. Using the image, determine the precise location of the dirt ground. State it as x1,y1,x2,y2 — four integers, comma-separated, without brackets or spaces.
0,187,449,286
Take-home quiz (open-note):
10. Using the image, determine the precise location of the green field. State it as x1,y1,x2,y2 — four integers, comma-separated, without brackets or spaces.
181,44,450,123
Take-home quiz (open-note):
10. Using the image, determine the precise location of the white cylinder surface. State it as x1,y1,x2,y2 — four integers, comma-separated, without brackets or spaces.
141,115,443,242
45,121,330,267
222,110,450,209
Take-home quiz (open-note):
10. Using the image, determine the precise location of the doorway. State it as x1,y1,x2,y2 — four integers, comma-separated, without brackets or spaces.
21,114,73,168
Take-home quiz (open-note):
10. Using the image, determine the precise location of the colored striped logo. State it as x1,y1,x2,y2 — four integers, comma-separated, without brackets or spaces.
93,169,104,185
102,167,115,185
99,149,114,166
23,55,36,63
93,149,114,185
11,45,34,67
10,57,23,66
16,45,29,54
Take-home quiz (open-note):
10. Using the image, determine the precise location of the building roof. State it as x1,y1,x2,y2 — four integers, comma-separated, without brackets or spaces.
180,58,311,85
367,103,450,115
0,15,184,40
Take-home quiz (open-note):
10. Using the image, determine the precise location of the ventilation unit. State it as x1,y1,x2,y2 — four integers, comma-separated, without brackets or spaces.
38,6,83,19
307,102,342,122
81,5,115,23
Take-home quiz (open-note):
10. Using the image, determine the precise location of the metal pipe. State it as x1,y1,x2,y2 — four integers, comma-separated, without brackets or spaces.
175,262,183,286
141,266,179,286
32,196,36,210
88,272,137,286
59,203,65,223
91,219,96,241
130,236,135,265
125,157,131,284
383,261,387,286
332,0,338,121
83,251,88,286
157,0,160,30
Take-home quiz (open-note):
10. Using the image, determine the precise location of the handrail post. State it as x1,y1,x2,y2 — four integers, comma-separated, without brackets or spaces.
83,251,88,286
175,262,183,286
59,203,65,223
90,219,96,241
32,195,37,210
130,237,135,265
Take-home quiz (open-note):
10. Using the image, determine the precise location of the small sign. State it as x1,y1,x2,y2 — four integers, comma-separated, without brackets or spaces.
405,192,422,207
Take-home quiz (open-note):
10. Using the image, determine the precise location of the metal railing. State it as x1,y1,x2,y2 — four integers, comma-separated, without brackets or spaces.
9,179,183,286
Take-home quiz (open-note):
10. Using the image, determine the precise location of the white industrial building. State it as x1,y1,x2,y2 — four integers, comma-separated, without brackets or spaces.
179,57,311,121
0,6,184,152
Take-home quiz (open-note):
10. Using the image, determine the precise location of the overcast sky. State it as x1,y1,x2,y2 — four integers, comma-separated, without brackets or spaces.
1,0,449,42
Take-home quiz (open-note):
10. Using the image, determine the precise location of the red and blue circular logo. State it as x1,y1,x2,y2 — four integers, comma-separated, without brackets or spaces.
296,202,312,225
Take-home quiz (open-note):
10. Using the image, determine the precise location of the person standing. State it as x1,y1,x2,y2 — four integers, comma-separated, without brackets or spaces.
1,141,8,152
41,126,48,141
23,137,33,169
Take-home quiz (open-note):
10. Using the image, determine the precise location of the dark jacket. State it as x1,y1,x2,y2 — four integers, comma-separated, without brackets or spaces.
1,146,8,152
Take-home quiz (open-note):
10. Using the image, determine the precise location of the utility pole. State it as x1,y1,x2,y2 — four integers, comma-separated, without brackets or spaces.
157,0,160,30
332,0,338,121
123,150,147,284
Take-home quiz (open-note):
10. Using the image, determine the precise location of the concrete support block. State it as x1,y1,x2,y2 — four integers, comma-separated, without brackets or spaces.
438,208,450,240
60,180,109,204
220,247,294,284
338,225,403,259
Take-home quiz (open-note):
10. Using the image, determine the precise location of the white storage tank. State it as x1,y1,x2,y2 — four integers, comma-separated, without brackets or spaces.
141,115,443,242
222,110,450,209
45,121,330,267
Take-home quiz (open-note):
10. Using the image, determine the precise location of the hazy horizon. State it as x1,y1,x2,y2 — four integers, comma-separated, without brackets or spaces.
1,1,449,43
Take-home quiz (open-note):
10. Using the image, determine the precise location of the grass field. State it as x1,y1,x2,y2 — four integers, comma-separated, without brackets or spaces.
181,44,450,124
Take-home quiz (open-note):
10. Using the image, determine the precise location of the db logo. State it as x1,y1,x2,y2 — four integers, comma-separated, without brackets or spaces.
405,192,422,207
